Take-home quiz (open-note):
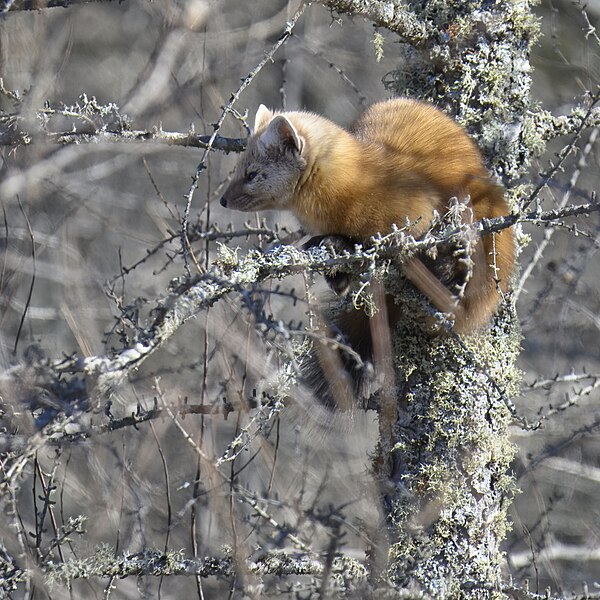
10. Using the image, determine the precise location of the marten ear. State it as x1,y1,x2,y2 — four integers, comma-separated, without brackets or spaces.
258,115,303,154
254,104,274,132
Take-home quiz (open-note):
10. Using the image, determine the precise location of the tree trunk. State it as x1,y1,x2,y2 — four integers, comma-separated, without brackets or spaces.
315,1,540,595
375,302,521,597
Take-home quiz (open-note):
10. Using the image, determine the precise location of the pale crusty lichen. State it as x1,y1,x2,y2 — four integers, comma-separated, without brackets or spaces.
378,290,521,598
46,545,369,596
382,0,541,181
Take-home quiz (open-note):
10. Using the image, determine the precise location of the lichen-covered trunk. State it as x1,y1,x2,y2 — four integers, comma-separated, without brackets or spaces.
374,305,521,598
347,0,537,594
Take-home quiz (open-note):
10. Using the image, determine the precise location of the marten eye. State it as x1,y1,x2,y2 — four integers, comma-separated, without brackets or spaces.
246,171,258,182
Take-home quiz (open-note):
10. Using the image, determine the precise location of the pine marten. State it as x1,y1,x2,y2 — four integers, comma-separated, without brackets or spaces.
220,99,515,401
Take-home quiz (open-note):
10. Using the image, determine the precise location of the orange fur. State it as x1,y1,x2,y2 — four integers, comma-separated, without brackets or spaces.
221,98,515,333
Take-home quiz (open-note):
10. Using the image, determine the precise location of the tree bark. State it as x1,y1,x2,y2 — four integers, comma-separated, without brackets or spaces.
374,302,521,597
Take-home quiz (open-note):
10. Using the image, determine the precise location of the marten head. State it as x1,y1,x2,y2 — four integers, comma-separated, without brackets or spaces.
220,105,307,212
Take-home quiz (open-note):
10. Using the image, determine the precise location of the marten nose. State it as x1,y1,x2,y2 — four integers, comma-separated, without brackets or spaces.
220,196,227,207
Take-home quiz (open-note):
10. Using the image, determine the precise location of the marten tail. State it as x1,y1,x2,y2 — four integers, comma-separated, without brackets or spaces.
301,305,377,410
301,288,404,410
457,181,515,331
406,181,514,333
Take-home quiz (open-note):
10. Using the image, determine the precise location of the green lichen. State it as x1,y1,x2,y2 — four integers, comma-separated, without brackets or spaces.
373,30,385,62
373,285,521,597
215,241,240,269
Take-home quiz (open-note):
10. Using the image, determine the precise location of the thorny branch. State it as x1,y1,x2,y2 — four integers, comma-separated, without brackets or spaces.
521,367,600,426
180,3,308,273
1,96,598,153
525,371,600,391
45,547,367,583
0,112,246,152
108,221,292,285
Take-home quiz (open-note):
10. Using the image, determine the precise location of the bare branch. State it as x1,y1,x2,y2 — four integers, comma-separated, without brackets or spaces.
0,114,245,152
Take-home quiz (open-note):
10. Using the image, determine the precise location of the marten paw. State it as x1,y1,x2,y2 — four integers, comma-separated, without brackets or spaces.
302,234,354,254
303,235,355,296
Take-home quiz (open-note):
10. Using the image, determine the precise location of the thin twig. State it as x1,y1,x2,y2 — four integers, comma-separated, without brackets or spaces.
12,196,36,356
180,2,307,274
515,127,599,301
